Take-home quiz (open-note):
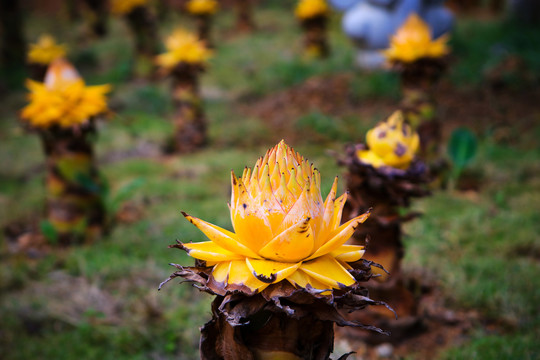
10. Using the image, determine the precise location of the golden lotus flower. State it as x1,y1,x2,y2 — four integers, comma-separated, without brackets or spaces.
156,29,212,70
27,34,67,65
21,59,111,129
181,141,370,293
110,0,148,15
383,13,449,63
357,111,419,170
295,0,329,20
186,0,218,15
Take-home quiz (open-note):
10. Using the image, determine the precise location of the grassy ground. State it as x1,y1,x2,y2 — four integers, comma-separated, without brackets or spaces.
1,4,539,359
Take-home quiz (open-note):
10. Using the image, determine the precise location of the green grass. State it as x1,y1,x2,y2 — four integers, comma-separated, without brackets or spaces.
449,18,540,87
1,4,539,360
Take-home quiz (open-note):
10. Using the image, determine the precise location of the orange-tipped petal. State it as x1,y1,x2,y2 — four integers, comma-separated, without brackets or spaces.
329,193,347,232
258,217,314,262
277,188,311,233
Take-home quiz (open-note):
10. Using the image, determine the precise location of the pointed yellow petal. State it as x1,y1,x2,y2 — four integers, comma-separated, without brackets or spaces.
286,269,331,293
306,212,370,260
286,269,311,288
212,261,231,283
287,168,302,196
232,210,274,253
182,241,245,262
258,218,314,262
227,260,269,292
330,244,366,263
274,172,296,212
300,255,355,288
182,212,260,258
314,177,338,249
232,175,252,211
329,193,348,232
245,258,301,284
230,171,240,210
277,188,311,233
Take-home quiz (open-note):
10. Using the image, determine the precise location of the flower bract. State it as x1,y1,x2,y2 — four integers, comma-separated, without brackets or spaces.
383,13,449,63
186,0,218,15
295,0,329,20
110,0,148,15
357,111,419,170
156,28,212,71
27,34,67,65
20,59,111,129
181,141,370,294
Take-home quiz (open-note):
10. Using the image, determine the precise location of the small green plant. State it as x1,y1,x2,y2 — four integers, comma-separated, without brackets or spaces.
105,177,146,216
447,127,478,188
39,220,58,244
295,111,341,140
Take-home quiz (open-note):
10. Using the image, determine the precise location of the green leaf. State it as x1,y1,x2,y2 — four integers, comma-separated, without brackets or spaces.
75,173,104,194
448,127,478,169
40,220,58,244
107,178,146,214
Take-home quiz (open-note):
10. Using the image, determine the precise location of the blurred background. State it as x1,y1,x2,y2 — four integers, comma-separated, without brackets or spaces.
0,0,539,359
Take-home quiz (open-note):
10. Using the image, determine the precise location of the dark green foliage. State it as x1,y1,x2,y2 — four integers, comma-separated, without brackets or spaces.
448,127,478,182
449,19,540,87
39,220,58,244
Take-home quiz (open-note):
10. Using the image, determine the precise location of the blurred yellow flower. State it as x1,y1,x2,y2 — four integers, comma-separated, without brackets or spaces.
156,29,212,70
181,141,370,293
295,0,330,20
186,0,218,15
295,0,329,20
21,59,110,129
110,0,148,15
357,111,419,170
383,13,449,63
27,34,67,65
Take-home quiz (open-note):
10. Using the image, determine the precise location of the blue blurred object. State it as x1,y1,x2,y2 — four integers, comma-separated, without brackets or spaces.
329,0,454,68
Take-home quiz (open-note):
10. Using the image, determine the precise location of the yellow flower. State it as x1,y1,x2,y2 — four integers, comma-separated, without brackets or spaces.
27,34,67,65
21,59,111,129
181,141,370,294
186,0,218,15
110,0,148,15
383,13,449,63
295,0,329,20
357,111,419,170
155,29,212,70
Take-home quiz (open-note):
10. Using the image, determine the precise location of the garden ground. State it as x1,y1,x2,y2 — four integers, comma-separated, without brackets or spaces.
1,4,539,359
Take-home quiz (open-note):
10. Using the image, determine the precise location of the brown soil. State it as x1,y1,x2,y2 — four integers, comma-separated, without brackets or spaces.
3,217,51,258
240,71,540,149
335,279,478,360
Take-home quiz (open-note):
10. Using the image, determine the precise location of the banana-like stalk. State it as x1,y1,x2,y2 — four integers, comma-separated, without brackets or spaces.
170,64,207,153
234,0,255,32
124,5,159,76
339,140,430,342
299,16,329,58
397,58,446,166
194,14,213,46
40,122,106,244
